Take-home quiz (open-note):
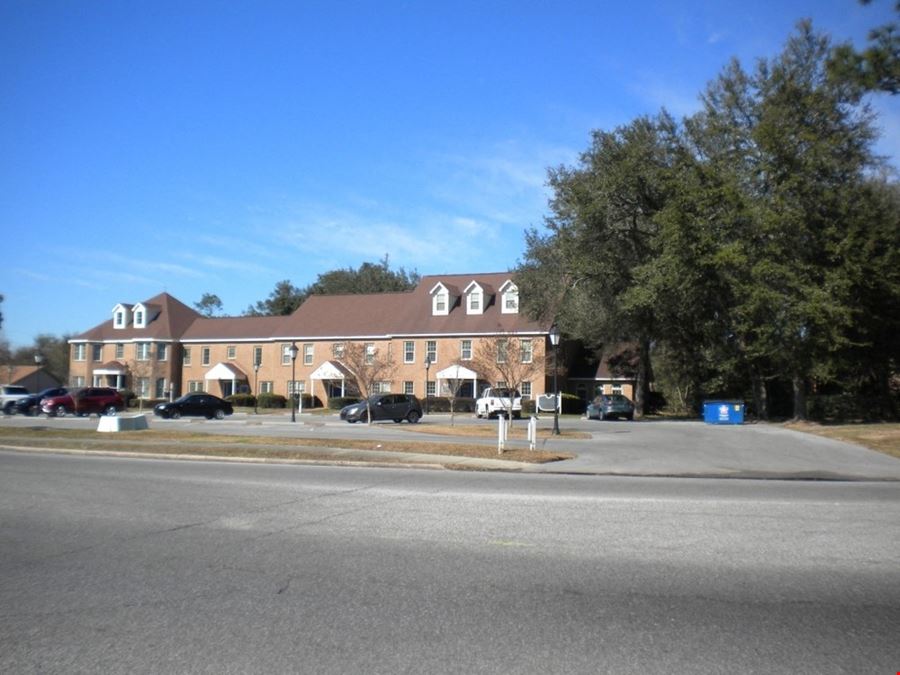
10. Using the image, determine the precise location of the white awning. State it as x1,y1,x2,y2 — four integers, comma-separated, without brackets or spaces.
204,362,247,381
310,360,353,380
435,364,478,380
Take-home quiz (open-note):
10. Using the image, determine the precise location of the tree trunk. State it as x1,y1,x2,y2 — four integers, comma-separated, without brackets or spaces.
792,374,807,421
751,372,768,421
634,337,652,419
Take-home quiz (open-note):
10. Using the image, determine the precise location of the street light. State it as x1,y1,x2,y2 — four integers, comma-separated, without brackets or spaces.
424,354,433,415
253,361,260,415
289,342,299,422
34,353,43,392
549,324,561,435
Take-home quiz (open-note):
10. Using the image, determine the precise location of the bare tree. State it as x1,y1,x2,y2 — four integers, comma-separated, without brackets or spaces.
470,333,544,424
338,341,397,425
127,343,156,412
439,361,469,426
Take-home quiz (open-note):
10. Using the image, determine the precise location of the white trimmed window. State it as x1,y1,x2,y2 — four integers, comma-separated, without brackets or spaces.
260,381,273,394
73,344,86,361
500,281,519,314
92,344,103,361
188,380,204,392
282,344,293,365
227,346,236,360
136,377,150,398
460,339,472,360
183,347,192,365
136,343,151,361
288,380,305,396
426,381,436,397
303,344,313,365
332,343,345,359
114,311,125,328
373,381,391,393
426,340,437,364
72,376,85,387
521,382,532,399
404,381,414,395
496,339,508,363
520,339,533,363
253,346,263,366
201,347,210,366
404,341,415,364
365,343,375,365
115,343,124,359
157,343,168,361
135,311,144,326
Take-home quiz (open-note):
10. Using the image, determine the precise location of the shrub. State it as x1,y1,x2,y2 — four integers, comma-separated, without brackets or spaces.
227,393,256,408
425,397,476,413
522,399,535,415
257,393,287,409
329,396,361,410
561,393,586,415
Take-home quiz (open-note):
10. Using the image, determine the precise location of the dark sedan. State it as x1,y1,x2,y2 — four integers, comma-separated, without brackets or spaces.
340,394,422,423
154,393,233,420
15,387,68,416
586,394,635,421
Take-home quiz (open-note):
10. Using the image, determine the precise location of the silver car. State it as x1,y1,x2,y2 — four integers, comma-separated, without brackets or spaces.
586,394,635,421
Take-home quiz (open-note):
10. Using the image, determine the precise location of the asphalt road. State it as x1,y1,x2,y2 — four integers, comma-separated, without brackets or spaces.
2,450,898,674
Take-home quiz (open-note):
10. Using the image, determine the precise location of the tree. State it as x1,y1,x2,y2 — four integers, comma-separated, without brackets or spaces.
470,334,544,425
245,280,305,316
438,361,470,426
517,114,678,417
0,293,4,331
337,341,397,425
194,293,224,317
828,0,900,95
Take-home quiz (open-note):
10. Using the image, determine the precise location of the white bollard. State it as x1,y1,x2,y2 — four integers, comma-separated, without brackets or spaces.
528,415,537,451
497,413,505,454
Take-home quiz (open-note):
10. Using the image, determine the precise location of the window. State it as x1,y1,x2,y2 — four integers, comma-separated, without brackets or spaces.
260,381,273,394
332,343,345,359
188,381,204,392
404,341,415,364
136,377,150,398
72,376,85,388
303,344,313,366
201,347,210,366
435,292,447,313
155,378,166,398
403,381,414,395
365,343,375,365
500,282,519,314
288,380,305,396
227,346,236,360
426,381,436,397
114,311,125,328
373,381,391,393
497,339,508,363
612,384,623,395
157,343,168,361
135,343,151,361
282,344,293,365
115,343,124,359
521,382,532,399
520,339,533,363
426,340,437,364
92,344,103,362
183,347,192,366
135,311,144,326
460,339,472,360
73,344,86,361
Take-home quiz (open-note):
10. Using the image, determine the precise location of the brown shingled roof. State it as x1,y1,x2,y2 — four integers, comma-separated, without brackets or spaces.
72,292,201,342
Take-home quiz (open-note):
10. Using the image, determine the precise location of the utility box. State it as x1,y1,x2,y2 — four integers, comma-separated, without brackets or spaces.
703,400,744,425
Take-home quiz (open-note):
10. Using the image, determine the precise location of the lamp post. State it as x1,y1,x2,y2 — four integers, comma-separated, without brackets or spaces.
34,353,43,391
289,342,299,422
253,362,260,415
424,354,432,415
549,324,561,435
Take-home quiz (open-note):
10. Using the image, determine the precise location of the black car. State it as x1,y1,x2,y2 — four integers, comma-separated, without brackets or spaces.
154,393,233,420
15,387,68,416
340,394,422,423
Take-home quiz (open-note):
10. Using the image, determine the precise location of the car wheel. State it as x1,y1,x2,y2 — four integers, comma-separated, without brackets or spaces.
347,418,357,424
104,405,118,416
27,403,39,416
55,405,68,417
2,402,14,415
171,411,181,420
626,413,634,421
407,410,421,424
359,412,368,423
214,409,225,420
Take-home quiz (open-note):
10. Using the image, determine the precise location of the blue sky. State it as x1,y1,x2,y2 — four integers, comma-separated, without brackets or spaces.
2,0,898,348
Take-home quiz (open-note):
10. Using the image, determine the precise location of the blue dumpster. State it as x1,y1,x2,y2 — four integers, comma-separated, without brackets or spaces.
703,400,744,425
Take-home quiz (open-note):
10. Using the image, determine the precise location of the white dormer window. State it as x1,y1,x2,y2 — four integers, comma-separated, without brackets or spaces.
112,303,132,329
464,281,485,315
499,280,519,314
430,282,451,316
132,303,152,328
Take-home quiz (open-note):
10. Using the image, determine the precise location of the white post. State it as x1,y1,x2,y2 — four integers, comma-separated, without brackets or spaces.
497,413,505,454
528,416,537,451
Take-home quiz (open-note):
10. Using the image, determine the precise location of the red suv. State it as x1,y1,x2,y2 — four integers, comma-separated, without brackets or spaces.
41,388,125,417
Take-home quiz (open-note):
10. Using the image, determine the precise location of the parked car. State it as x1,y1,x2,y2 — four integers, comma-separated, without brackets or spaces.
154,393,233,420
15,387,68,416
340,394,422,424
41,387,125,417
1,385,31,415
475,387,522,419
586,394,635,421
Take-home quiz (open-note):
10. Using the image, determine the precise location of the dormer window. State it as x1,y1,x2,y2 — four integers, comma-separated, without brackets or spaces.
430,282,452,316
499,280,519,314
135,311,144,326
112,303,132,329
464,281,485,315
132,302,155,329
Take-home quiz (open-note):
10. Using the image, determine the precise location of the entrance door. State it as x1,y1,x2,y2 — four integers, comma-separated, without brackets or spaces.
221,381,233,398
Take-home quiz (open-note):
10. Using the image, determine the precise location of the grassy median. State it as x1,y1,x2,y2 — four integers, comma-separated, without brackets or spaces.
784,421,900,459
0,426,573,466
